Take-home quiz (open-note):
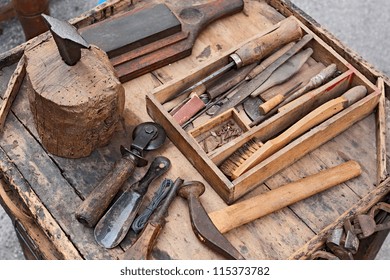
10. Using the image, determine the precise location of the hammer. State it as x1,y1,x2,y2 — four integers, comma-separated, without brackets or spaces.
179,161,361,258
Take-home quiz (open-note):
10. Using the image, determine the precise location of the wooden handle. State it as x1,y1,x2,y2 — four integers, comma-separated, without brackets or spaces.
210,160,362,234
259,94,284,115
235,17,303,66
231,86,367,179
75,154,137,227
122,222,162,260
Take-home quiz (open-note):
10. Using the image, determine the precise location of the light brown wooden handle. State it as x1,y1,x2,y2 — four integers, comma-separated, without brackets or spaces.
210,160,362,234
259,94,284,114
235,17,303,66
75,154,137,227
122,223,161,260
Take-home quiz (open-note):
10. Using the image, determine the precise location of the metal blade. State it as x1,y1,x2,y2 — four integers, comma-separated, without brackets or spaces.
94,156,170,248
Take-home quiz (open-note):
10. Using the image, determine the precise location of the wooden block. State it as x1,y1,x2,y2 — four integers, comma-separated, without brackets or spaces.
25,38,125,158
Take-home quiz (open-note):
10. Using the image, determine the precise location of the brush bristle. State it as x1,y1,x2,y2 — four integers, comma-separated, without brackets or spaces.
219,138,261,179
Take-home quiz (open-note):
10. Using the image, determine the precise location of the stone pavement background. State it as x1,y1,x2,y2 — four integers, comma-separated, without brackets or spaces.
0,0,389,260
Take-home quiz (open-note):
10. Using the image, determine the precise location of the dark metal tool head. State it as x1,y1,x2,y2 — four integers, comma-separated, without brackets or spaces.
178,181,245,260
121,122,167,167
42,14,90,66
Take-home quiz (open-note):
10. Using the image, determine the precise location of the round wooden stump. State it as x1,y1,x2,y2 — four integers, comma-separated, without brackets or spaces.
25,38,125,158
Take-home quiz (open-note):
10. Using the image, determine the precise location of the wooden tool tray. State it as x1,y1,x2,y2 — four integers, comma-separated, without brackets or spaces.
0,0,389,260
146,14,380,204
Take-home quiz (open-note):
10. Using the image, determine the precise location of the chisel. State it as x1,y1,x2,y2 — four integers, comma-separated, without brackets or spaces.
214,33,313,116
166,16,303,103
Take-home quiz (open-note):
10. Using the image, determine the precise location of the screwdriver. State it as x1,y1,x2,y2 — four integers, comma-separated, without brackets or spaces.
164,16,303,103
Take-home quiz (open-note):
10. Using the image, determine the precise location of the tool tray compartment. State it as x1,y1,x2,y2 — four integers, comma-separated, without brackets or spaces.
0,0,389,260
146,12,380,204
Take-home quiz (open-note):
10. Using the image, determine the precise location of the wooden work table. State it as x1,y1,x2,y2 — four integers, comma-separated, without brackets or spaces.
0,0,389,260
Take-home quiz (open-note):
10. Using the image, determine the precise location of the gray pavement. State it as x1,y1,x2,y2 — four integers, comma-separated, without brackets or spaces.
0,0,389,260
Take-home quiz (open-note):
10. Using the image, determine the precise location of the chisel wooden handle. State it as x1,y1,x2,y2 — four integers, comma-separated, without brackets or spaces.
231,85,367,179
75,153,137,227
245,42,295,81
234,17,303,66
209,160,362,234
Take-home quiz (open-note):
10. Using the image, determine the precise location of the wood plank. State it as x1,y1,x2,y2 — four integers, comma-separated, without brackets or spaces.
0,63,17,98
0,55,25,131
0,149,82,260
376,77,388,184
0,110,122,259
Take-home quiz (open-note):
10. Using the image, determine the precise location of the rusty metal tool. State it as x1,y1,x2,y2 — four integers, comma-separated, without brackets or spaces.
75,122,166,228
94,156,171,249
168,16,302,103
41,14,90,66
104,0,244,82
353,202,390,239
178,181,245,260
214,34,313,116
122,177,184,260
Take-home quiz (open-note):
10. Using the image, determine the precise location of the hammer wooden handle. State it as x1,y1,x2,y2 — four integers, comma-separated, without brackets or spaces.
209,160,362,234
235,17,303,66
75,154,137,227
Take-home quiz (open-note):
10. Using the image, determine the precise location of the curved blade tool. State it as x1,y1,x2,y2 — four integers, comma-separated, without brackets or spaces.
178,181,245,260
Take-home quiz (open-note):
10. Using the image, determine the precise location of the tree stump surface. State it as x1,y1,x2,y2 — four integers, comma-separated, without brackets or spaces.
25,37,125,158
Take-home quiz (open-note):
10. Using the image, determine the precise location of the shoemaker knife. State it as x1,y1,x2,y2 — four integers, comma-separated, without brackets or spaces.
94,156,171,249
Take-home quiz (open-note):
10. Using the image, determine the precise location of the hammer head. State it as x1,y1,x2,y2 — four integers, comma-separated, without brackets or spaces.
42,14,90,66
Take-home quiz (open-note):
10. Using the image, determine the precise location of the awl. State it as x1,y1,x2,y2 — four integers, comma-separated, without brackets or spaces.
166,16,303,102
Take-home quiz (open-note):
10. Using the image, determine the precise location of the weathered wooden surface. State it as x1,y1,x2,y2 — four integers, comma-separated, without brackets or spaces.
0,0,388,260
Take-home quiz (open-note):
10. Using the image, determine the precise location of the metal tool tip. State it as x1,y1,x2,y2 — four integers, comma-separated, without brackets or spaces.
41,14,90,49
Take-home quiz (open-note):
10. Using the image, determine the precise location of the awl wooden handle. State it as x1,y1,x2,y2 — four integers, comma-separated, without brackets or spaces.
234,17,303,66
209,160,362,234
